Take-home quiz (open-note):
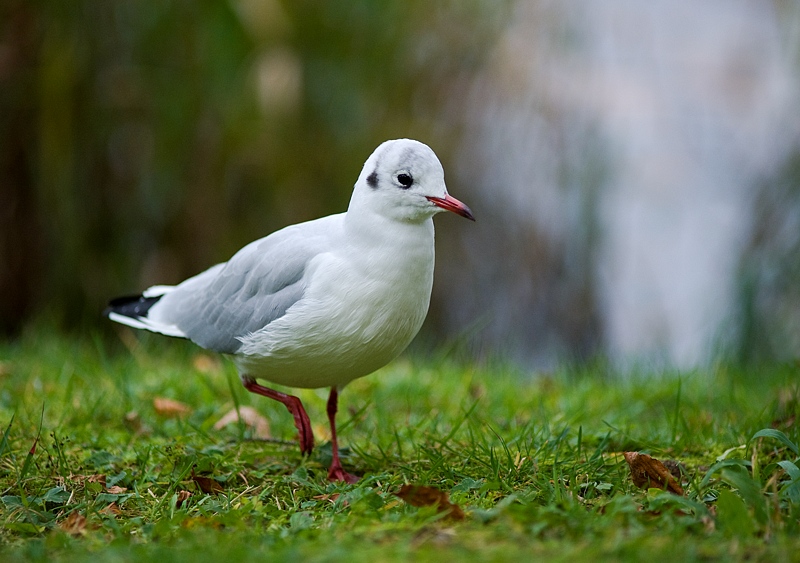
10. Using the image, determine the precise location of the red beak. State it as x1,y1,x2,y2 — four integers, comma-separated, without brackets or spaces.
426,194,475,221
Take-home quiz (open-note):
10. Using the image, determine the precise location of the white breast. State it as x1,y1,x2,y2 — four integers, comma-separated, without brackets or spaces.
235,218,436,389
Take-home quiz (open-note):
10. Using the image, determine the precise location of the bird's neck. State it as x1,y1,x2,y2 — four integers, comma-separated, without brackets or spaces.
344,208,435,275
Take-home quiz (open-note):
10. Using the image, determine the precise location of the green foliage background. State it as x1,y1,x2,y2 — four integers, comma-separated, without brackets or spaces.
0,0,507,333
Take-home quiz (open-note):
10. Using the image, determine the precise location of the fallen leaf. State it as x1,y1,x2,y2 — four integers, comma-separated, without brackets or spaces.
213,406,270,439
395,485,466,520
623,452,685,495
176,490,192,508
100,503,122,516
191,469,224,494
106,485,127,494
59,512,88,536
153,397,192,418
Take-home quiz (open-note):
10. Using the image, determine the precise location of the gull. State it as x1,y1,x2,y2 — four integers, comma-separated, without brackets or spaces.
105,139,474,483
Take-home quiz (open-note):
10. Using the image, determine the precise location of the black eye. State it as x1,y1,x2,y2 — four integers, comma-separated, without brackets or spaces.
396,173,413,188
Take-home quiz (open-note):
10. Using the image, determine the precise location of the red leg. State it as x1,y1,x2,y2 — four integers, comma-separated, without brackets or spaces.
326,387,359,483
242,376,314,455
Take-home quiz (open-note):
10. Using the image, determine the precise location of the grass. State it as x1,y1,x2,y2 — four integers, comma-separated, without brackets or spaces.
0,327,799,561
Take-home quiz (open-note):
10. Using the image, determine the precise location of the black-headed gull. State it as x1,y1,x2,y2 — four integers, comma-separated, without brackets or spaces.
105,139,474,482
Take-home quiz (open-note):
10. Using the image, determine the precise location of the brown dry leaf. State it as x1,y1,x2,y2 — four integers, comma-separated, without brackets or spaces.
176,490,192,508
106,485,127,494
153,397,192,418
623,452,685,495
395,485,466,520
213,406,270,439
313,493,342,505
192,470,224,494
100,503,122,516
59,512,88,536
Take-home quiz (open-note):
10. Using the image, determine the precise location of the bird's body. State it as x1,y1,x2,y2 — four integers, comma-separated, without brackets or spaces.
106,139,473,482
224,210,434,388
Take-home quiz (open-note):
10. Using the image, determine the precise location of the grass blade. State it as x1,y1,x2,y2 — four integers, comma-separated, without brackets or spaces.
19,405,45,484
777,460,800,502
720,466,768,525
225,369,245,440
698,458,750,490
0,414,14,458
750,428,799,456
777,460,800,482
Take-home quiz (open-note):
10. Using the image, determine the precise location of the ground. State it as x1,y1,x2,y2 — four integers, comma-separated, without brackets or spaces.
0,328,798,561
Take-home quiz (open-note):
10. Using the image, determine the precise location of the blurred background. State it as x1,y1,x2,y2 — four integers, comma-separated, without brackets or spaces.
2,0,800,369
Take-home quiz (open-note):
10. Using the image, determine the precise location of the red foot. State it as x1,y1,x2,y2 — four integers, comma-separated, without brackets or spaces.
328,463,360,484
241,378,359,482
326,387,359,483
242,377,314,454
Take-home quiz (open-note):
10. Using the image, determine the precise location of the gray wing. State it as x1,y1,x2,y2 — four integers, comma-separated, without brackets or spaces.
149,214,342,354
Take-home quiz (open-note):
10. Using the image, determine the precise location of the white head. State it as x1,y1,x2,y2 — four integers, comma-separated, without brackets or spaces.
349,139,474,224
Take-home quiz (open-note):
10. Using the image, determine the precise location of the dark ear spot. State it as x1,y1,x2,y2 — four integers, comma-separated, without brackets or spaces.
366,170,378,188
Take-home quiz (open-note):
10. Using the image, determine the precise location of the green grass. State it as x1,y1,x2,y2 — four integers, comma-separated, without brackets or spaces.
1,328,799,561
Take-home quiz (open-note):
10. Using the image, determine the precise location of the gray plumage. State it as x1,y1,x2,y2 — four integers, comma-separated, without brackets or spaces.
144,214,341,354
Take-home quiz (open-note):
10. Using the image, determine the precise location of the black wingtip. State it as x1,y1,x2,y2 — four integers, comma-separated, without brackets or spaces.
104,294,163,319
